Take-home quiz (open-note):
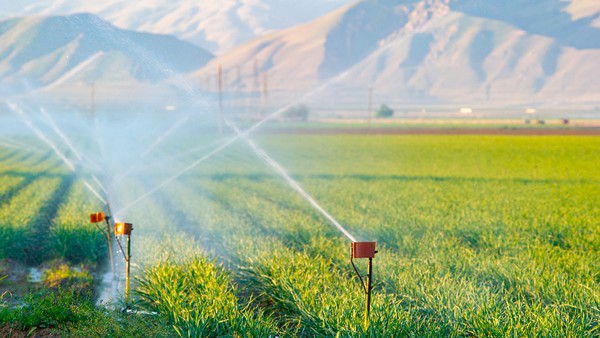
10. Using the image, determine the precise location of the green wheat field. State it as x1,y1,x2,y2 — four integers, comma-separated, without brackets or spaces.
1,133,599,336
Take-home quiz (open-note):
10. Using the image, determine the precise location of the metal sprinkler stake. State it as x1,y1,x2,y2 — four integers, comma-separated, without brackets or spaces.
115,222,133,307
90,211,114,277
351,241,377,330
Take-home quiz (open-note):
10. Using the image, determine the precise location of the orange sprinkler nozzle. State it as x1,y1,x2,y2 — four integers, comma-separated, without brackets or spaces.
115,222,133,236
90,212,105,223
352,241,377,259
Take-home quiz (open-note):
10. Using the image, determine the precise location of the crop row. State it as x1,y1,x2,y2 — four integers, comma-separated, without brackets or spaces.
0,147,105,265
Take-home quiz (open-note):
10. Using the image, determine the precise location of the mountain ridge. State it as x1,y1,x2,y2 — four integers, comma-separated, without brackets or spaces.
0,0,356,53
0,13,212,96
1,0,599,109
190,0,600,108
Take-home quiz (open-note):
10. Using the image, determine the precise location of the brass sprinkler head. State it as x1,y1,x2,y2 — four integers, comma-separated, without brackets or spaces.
90,212,105,223
115,222,133,236
352,242,377,259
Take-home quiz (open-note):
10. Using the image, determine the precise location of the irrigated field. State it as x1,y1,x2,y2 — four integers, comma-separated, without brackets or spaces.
1,132,599,336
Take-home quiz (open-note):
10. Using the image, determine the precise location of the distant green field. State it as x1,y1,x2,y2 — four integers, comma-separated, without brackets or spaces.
1,134,599,336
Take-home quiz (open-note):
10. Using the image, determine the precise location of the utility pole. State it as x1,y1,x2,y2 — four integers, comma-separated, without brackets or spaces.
368,86,373,129
262,72,269,117
90,81,95,118
235,66,242,118
253,59,260,119
218,64,223,134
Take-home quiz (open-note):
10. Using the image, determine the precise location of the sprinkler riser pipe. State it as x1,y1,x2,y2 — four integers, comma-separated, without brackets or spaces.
125,233,131,307
90,211,115,278
114,222,133,308
105,219,115,278
365,257,373,329
350,241,377,330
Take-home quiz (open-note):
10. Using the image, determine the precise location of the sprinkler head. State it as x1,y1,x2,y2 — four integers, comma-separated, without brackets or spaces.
115,222,133,236
90,212,105,223
352,242,377,259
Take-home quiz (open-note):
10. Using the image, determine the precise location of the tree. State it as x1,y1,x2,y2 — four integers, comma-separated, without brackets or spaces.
376,104,394,118
282,104,309,121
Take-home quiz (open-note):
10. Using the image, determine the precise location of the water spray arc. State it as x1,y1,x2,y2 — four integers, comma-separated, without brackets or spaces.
140,116,190,158
8,102,108,205
106,114,195,187
38,107,107,195
224,119,379,327
225,119,357,242
9,102,76,172
92,175,109,195
39,107,84,162
115,69,352,216
0,136,39,153
84,181,108,205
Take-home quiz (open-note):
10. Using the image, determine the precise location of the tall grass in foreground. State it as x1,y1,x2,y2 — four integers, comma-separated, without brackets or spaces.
135,254,280,337
236,239,407,337
0,288,173,337
234,238,600,337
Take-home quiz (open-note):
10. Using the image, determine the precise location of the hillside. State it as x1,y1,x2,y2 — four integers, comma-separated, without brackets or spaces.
0,0,598,110
0,13,212,97
0,0,355,53
193,0,600,108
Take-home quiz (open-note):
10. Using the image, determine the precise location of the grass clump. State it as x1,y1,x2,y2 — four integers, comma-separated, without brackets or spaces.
136,255,280,337
0,288,173,337
0,289,95,330
237,241,408,337
42,262,94,294
0,275,6,304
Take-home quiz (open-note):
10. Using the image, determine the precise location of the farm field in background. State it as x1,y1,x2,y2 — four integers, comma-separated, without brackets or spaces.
1,131,599,336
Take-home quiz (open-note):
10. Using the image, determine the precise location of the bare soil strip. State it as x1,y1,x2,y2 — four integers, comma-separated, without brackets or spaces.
263,127,600,136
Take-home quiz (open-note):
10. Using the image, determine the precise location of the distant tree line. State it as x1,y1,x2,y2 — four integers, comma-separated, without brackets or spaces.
376,104,394,118
282,104,309,121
